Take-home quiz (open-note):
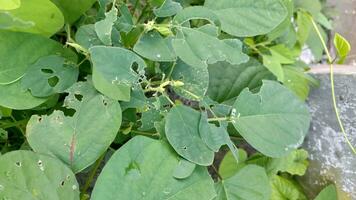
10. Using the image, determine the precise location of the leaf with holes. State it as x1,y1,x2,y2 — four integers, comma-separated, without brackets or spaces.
232,80,311,157
91,136,216,200
165,105,214,166
0,150,79,200
26,80,122,172
0,30,76,85
21,55,79,97
90,46,146,101
172,26,249,68
204,0,288,37
95,4,118,46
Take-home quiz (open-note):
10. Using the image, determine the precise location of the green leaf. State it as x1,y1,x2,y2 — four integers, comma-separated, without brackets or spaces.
262,54,284,82
75,24,103,49
26,80,122,173
21,55,79,97
172,27,248,68
0,106,11,117
173,158,196,179
95,5,118,46
214,165,271,200
0,0,64,37
89,46,146,101
165,105,214,166
207,58,273,103
0,0,20,10
296,11,312,46
218,149,248,179
91,136,216,200
294,0,321,17
173,6,220,26
334,33,351,64
269,45,295,64
171,59,209,100
232,80,311,157
270,175,307,200
115,5,134,33
0,150,79,200
0,80,48,110
133,31,176,62
154,0,183,17
0,128,8,142
51,0,97,24
314,185,338,200
0,30,76,84
204,0,288,37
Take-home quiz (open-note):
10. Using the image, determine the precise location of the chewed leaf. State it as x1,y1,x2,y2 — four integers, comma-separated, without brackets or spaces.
1,0,64,36
21,55,79,97
0,150,79,200
133,31,176,62
204,0,288,37
172,27,249,68
95,5,118,45
91,136,216,200
0,80,48,110
26,80,122,172
89,46,146,101
0,30,76,84
75,24,103,49
165,105,214,166
173,6,220,26
232,80,311,157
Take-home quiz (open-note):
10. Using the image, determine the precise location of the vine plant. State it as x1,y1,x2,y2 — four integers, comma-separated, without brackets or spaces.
0,0,351,199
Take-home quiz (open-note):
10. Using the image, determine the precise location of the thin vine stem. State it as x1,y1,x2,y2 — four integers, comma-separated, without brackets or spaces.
308,14,356,154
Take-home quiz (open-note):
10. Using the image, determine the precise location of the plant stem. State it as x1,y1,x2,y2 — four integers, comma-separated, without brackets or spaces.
309,15,356,154
130,130,159,137
80,154,105,200
9,116,25,136
0,119,27,129
210,164,222,181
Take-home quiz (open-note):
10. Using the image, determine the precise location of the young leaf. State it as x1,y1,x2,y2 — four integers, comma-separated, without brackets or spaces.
207,58,273,103
154,0,182,17
173,158,196,179
232,80,311,157
204,0,288,37
0,80,49,110
89,46,146,101
334,33,351,64
1,0,64,37
133,31,176,62
172,27,248,68
0,150,79,200
26,80,122,172
270,175,307,200
165,105,214,166
218,149,248,179
51,0,97,24
215,165,271,200
262,54,284,82
314,185,338,200
21,55,79,97
91,136,216,200
0,0,20,10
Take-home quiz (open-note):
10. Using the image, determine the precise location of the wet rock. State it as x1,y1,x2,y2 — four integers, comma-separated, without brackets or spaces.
299,65,356,200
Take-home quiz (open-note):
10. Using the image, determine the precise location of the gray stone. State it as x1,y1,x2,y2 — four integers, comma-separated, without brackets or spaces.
299,65,356,200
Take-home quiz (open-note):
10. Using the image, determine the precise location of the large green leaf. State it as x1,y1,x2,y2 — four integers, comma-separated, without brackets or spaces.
51,0,97,24
26,80,122,173
0,30,76,84
1,0,64,36
171,59,209,100
172,27,248,68
232,80,311,157
204,0,288,37
207,59,273,103
173,6,220,26
214,165,271,200
89,46,146,101
91,136,216,200
133,31,176,62
314,185,337,200
21,55,79,97
0,150,79,200
165,105,214,166
0,80,48,110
